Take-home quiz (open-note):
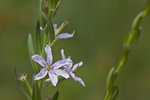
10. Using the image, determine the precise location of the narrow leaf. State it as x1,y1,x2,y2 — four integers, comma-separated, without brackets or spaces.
28,34,39,73
48,22,55,43
28,34,34,57
52,91,59,100
32,81,41,100
35,20,42,54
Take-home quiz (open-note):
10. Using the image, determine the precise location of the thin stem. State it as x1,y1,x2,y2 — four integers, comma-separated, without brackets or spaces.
50,39,57,46
24,79,32,96
104,91,111,100
104,2,150,100
19,74,32,96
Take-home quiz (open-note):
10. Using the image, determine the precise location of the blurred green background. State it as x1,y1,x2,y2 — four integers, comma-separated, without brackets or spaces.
0,0,150,100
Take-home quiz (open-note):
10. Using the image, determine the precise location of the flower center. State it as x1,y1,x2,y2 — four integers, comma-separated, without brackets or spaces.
46,66,52,71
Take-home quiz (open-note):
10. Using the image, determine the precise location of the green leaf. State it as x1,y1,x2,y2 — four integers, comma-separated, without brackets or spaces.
48,22,55,43
32,81,41,100
52,91,59,100
28,34,39,73
35,20,42,54
28,34,34,57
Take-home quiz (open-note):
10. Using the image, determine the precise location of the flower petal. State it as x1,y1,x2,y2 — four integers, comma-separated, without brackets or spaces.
54,69,70,79
61,49,66,59
64,57,73,71
32,55,47,67
45,45,53,65
34,68,48,80
53,24,57,33
56,31,75,39
61,49,73,69
52,58,72,69
70,72,85,87
48,71,58,86
72,61,83,72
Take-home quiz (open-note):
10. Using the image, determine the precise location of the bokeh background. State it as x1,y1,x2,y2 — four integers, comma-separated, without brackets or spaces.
0,0,150,100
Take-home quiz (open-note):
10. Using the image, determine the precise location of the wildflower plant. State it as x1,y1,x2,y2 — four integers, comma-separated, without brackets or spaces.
19,0,85,100
17,0,150,100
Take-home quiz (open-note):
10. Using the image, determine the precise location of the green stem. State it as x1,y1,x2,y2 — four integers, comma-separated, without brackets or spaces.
104,2,150,100
19,74,32,96
24,80,32,96
104,91,111,100
50,39,57,46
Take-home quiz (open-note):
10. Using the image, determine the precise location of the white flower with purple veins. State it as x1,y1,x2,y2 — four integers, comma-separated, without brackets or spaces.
53,24,75,39
32,45,71,86
61,49,86,87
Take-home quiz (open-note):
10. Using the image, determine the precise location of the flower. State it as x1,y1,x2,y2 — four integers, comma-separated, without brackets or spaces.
53,23,75,39
32,45,72,86
61,49,86,87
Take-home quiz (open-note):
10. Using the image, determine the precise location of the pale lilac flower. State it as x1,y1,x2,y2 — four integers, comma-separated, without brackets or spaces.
53,24,75,39
32,45,71,86
61,49,86,87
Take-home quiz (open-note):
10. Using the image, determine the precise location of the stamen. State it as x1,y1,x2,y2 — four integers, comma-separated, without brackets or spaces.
46,67,52,71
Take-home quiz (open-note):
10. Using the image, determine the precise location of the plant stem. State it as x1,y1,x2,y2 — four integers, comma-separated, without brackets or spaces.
104,1,150,100
19,74,32,96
